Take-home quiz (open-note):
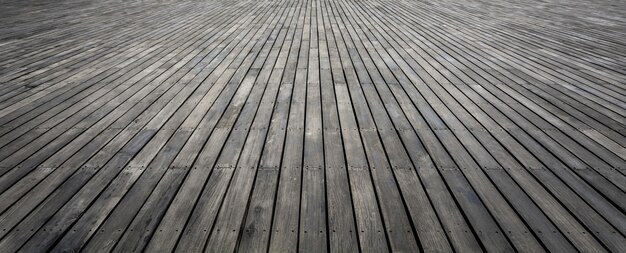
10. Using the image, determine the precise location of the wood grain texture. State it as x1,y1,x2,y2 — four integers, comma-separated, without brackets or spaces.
0,0,624,251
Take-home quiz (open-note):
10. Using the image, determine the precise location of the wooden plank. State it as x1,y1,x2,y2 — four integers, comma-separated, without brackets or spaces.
298,8,328,249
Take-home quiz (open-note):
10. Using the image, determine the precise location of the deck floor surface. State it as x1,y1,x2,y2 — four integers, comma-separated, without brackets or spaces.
0,0,625,251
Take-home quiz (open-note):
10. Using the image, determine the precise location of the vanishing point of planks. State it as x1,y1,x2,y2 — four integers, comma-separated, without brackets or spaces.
0,0,625,251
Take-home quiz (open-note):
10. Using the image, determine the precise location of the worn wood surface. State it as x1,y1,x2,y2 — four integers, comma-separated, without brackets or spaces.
0,0,625,251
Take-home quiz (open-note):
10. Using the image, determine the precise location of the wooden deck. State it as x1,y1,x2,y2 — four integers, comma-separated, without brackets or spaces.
0,0,625,251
